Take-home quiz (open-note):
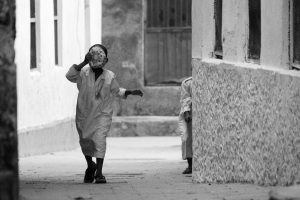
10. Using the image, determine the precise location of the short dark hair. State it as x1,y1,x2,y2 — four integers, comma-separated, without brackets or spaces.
89,44,108,57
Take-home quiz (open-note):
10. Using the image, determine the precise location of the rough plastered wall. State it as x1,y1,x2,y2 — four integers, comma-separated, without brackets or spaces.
0,0,18,199
102,0,180,116
192,60,300,186
192,0,300,185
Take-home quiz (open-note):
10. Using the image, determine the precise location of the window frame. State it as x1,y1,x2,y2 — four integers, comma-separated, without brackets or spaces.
214,0,223,59
247,0,261,63
53,0,62,66
30,0,37,69
289,0,300,70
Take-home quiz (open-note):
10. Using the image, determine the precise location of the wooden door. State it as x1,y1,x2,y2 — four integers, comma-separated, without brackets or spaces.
145,0,192,86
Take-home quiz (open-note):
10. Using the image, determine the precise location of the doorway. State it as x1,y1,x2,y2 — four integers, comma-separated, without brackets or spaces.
144,0,192,86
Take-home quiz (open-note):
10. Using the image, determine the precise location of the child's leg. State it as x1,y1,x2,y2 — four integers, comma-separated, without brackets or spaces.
187,157,192,170
84,155,96,183
95,158,107,183
183,157,192,174
85,155,95,168
96,158,104,176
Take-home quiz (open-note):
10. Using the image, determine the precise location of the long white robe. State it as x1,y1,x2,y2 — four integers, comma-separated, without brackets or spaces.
178,77,192,160
66,65,126,158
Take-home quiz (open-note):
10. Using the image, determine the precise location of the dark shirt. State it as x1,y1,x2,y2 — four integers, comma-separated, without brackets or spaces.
91,68,103,81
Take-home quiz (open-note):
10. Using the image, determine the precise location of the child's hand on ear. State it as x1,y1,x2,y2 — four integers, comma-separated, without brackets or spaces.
84,53,92,64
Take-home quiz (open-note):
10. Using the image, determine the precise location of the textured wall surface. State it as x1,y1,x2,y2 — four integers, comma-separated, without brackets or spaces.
0,0,18,199
102,0,181,116
192,59,300,186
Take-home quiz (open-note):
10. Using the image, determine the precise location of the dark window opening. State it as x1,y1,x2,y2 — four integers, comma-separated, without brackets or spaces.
293,0,300,68
54,0,57,16
214,0,223,59
30,0,37,69
54,0,59,65
248,0,261,61
54,20,58,65
30,0,35,18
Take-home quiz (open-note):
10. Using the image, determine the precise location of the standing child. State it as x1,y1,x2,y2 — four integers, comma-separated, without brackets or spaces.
66,44,143,184
178,77,192,174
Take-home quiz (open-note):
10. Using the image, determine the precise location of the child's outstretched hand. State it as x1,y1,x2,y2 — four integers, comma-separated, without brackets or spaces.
131,90,143,97
125,90,143,97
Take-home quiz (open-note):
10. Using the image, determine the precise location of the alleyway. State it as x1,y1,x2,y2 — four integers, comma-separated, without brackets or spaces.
20,137,277,200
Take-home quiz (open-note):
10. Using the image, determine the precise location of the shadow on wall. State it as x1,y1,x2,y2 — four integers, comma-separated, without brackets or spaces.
0,0,18,199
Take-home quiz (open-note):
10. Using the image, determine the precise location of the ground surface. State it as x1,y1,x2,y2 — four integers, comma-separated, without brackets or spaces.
20,137,280,200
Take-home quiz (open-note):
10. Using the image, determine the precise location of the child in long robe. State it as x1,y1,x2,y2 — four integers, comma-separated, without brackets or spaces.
178,77,192,174
66,44,143,183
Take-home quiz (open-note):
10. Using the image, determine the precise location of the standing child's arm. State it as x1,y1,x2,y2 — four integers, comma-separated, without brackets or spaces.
180,79,192,123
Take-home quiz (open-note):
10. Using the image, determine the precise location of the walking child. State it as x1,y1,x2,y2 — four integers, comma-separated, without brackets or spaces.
66,44,143,183
178,77,192,174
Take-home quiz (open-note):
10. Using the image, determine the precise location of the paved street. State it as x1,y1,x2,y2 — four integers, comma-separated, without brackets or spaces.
20,137,279,200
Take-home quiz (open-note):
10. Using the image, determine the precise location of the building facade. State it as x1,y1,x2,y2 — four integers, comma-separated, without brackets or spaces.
192,0,300,185
16,0,102,156
102,0,192,116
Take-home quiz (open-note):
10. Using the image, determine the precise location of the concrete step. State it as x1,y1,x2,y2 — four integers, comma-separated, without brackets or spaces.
269,185,300,200
110,116,179,137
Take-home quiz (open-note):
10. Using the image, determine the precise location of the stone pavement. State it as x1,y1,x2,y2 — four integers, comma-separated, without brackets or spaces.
20,136,288,200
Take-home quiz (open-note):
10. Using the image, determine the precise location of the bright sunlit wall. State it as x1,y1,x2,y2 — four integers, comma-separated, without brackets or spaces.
15,0,102,156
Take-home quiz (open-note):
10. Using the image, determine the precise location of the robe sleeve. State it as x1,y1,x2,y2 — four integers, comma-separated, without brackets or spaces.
110,77,127,99
179,79,192,117
66,65,81,83
65,65,82,89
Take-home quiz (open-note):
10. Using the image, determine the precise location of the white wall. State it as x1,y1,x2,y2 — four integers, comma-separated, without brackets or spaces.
193,0,291,71
260,0,289,69
16,0,102,132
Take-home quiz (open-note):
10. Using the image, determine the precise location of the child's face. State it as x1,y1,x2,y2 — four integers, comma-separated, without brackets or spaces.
89,46,107,69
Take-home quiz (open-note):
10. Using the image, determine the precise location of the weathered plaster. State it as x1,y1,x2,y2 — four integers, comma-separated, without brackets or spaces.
192,59,300,186
102,0,181,116
0,0,18,198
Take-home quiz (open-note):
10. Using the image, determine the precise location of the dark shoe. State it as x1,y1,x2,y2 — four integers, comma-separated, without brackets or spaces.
84,162,97,183
95,175,107,184
182,167,192,174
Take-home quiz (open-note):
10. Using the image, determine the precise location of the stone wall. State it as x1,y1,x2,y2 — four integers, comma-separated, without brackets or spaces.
0,0,18,199
102,0,181,116
192,59,300,186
